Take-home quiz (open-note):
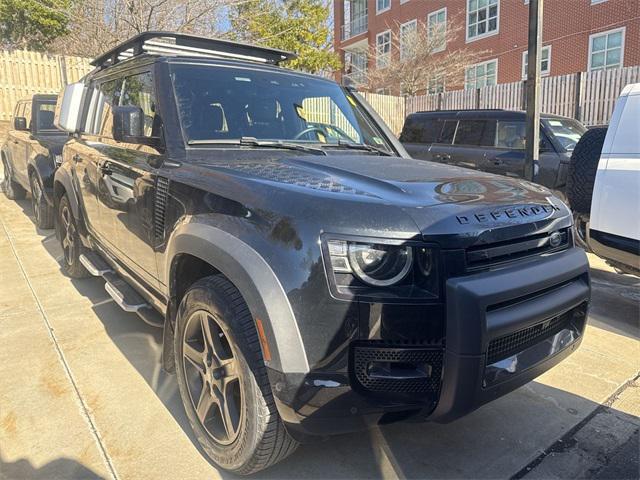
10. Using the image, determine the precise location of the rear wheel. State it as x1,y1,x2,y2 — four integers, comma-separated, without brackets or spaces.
174,275,297,475
30,173,54,229
1,157,26,200
58,194,89,278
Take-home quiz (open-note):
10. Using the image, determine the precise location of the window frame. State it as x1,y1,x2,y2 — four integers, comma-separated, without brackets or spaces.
376,0,391,15
465,58,498,90
400,19,418,60
376,30,392,68
522,45,551,79
427,7,448,53
466,0,500,43
588,27,625,72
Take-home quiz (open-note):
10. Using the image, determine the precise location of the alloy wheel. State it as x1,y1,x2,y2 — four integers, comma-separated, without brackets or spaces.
182,310,243,445
60,204,77,265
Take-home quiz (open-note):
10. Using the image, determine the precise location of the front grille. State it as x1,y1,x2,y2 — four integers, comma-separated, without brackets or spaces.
352,344,443,394
486,310,574,364
466,229,570,271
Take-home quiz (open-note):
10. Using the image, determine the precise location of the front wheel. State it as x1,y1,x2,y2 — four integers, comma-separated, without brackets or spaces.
1,157,26,200
57,194,89,278
174,275,297,475
30,173,54,229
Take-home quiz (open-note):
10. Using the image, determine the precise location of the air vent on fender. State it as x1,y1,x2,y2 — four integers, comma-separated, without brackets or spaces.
154,177,170,242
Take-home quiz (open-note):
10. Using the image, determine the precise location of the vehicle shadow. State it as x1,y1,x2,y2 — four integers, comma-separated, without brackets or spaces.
0,448,105,480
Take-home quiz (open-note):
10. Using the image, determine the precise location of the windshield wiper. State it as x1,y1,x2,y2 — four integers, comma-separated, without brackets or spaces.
331,140,393,156
188,137,327,156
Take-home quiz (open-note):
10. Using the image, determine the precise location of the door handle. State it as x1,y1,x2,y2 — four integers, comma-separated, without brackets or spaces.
490,158,502,165
435,154,451,161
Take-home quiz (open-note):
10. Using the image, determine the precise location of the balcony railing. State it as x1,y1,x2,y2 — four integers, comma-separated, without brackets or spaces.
341,12,368,41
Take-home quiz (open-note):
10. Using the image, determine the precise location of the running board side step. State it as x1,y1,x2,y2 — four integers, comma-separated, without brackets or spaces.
80,252,164,328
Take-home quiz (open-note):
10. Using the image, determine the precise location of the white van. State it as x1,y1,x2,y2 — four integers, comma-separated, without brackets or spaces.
568,83,640,276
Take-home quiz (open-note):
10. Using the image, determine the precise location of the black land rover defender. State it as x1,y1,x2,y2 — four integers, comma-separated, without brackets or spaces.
2,94,67,228
53,32,591,474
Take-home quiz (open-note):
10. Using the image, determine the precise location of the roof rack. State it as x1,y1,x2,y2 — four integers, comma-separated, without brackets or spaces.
91,31,297,69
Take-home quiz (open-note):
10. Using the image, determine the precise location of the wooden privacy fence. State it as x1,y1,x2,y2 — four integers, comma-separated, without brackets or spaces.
0,49,92,121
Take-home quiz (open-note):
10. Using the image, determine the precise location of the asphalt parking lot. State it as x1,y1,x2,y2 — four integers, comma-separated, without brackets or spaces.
0,193,638,480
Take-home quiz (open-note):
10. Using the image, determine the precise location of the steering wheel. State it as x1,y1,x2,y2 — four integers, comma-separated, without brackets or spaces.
293,126,326,141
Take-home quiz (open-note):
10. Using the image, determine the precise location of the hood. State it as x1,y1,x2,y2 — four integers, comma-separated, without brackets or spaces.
197,152,571,245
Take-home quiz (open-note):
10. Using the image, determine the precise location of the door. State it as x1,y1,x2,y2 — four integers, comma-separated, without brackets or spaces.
8,101,30,187
93,71,162,288
428,119,458,164
448,118,496,170
400,116,444,160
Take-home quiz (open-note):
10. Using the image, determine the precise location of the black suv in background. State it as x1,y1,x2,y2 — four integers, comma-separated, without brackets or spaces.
400,109,587,193
52,32,590,474
1,94,66,228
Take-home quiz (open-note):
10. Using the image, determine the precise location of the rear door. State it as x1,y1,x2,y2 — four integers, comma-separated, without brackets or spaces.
448,118,496,170
483,119,526,178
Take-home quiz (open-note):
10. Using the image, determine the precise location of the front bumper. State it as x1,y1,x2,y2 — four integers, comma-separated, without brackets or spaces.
275,247,590,439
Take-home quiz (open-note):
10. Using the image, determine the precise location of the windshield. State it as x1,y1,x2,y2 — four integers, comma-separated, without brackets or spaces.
542,118,586,151
170,64,393,152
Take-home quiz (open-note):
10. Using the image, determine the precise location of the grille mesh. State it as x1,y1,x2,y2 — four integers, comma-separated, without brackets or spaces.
154,177,169,242
487,312,572,364
353,345,443,394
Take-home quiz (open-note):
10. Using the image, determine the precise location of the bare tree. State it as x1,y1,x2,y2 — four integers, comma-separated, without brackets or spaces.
52,0,240,58
363,18,486,96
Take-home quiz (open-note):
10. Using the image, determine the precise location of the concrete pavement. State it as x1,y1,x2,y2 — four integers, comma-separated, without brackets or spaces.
0,193,638,480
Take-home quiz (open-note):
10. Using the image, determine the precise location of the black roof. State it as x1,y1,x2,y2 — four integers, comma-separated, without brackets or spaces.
91,31,297,70
408,109,571,120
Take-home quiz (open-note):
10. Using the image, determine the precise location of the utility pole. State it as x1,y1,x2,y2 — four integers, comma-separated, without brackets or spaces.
525,0,543,182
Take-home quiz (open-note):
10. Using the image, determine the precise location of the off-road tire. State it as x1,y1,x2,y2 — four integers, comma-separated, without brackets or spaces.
57,194,89,278
567,127,607,214
1,157,26,200
30,173,54,229
174,275,298,475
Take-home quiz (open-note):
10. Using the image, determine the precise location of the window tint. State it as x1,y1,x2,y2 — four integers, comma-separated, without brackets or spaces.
401,117,442,143
439,120,457,144
35,102,57,131
120,72,158,138
496,121,526,149
454,119,496,146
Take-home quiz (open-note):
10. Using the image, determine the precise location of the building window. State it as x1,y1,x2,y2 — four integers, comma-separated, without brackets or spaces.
467,0,499,41
400,20,417,60
345,50,367,85
465,59,497,89
376,0,390,14
591,0,608,4
522,45,551,78
428,76,445,94
376,30,391,68
589,28,625,71
427,7,447,53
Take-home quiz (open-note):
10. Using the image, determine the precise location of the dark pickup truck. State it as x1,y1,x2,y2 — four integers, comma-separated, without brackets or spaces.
52,32,590,475
1,94,67,228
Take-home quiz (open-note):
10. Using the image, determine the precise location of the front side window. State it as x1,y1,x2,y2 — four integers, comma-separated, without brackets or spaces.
465,59,497,89
467,0,499,40
35,101,57,131
376,30,392,68
522,46,551,78
589,28,624,71
120,72,158,138
427,8,447,52
496,121,526,149
170,64,393,152
84,79,122,137
22,101,33,128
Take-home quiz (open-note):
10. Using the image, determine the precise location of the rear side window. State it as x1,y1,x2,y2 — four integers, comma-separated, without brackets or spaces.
438,120,457,144
120,72,158,138
496,121,526,149
454,119,496,146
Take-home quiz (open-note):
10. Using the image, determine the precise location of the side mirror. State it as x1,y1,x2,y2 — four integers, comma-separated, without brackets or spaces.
13,117,27,131
55,82,86,133
113,106,144,142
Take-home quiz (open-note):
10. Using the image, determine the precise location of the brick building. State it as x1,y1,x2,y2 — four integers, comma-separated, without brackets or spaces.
334,0,640,93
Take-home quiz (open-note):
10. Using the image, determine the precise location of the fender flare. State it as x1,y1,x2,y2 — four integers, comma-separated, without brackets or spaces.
165,222,310,375
28,154,56,206
53,166,88,238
